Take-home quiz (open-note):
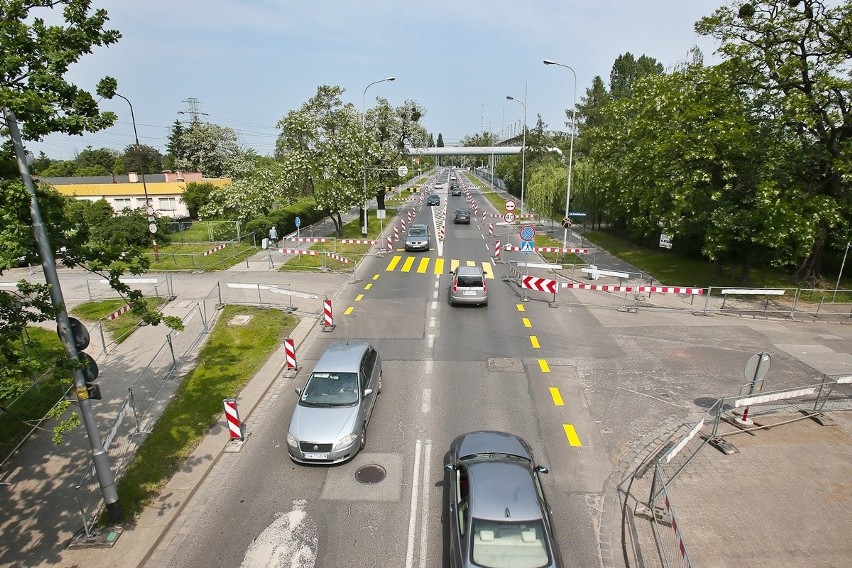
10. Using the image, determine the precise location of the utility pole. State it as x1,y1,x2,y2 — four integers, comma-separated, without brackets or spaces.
178,97,208,123
3,108,121,521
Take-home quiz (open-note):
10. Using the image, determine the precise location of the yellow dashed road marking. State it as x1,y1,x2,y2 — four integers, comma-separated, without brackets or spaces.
563,424,582,447
386,256,401,271
450,259,460,273
417,257,430,273
401,257,416,272
482,263,494,279
516,304,526,312
344,306,354,315
364,283,372,290
355,294,363,301
372,274,380,280
522,318,532,328
549,387,564,406
530,336,540,349
433,258,445,275
538,359,550,373
466,260,476,266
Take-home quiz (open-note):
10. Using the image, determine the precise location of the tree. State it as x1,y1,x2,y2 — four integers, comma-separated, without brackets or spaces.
120,143,163,174
436,133,445,147
164,119,186,170
174,122,243,177
74,146,118,172
609,52,664,100
696,0,852,282
182,181,216,219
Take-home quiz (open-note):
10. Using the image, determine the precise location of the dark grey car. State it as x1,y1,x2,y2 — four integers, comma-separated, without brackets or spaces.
445,431,563,568
405,224,431,251
286,341,381,464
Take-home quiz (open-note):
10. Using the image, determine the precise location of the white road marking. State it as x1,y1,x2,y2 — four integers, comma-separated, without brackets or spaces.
240,499,317,568
405,440,423,568
419,440,432,568
427,335,435,349
422,389,431,413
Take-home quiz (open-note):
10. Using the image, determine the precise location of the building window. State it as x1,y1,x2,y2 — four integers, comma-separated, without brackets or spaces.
158,197,177,211
114,197,132,211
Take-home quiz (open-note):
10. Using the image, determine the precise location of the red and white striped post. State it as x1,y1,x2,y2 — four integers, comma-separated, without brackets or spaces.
322,298,335,332
386,234,393,251
223,398,243,440
393,225,399,241
482,211,487,223
494,240,502,262
284,338,297,370
401,218,407,232
488,223,493,237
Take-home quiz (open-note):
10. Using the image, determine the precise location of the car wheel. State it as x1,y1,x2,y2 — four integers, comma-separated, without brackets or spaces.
359,424,367,450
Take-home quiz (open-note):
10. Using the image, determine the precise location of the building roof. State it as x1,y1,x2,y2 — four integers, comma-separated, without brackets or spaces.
37,176,231,197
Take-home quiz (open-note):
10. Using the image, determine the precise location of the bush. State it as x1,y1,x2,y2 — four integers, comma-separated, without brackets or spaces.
245,198,324,237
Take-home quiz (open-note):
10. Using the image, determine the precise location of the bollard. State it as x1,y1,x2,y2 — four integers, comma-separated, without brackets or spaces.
223,398,243,440
394,225,399,241
494,240,502,262
488,223,493,237
284,338,297,370
482,211,487,223
387,235,393,252
322,298,335,332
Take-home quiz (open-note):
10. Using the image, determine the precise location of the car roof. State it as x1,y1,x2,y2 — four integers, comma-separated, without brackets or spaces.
455,265,484,277
467,460,542,521
312,340,369,373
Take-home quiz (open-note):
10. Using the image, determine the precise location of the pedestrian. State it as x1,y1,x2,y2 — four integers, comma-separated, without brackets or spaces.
269,226,278,249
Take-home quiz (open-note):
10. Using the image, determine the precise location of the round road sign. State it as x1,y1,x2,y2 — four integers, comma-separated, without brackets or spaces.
148,222,158,234
744,352,771,383
520,225,536,241
505,200,516,212
397,165,408,176
504,212,516,223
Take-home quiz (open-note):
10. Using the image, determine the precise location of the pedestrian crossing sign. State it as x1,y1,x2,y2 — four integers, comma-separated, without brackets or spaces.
520,241,534,253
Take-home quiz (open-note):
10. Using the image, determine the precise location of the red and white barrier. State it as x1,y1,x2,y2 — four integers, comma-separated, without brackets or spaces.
504,245,589,254
522,276,558,294
204,243,227,256
488,223,494,237
326,252,351,264
482,212,487,223
387,235,393,251
439,227,445,241
494,240,501,260
322,298,334,331
280,248,320,256
284,338,297,370
394,226,399,240
339,239,379,245
562,283,632,293
108,304,131,320
288,237,327,243
401,219,407,232
561,283,704,295
223,398,243,440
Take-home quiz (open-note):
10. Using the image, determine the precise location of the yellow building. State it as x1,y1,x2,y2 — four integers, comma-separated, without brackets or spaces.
39,171,231,218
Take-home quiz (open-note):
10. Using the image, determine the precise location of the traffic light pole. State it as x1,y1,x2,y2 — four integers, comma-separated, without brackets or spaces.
3,109,122,522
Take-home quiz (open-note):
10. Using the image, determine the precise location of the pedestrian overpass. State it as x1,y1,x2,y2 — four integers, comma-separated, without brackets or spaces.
407,146,522,157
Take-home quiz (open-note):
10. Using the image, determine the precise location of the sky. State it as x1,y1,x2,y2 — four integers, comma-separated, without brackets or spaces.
26,0,724,161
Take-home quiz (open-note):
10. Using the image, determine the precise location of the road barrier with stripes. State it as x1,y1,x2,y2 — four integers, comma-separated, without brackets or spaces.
322,298,335,332
280,248,321,256
326,252,351,264
504,245,590,254
223,399,243,441
108,304,131,320
203,243,227,256
284,338,297,370
339,239,379,245
488,223,493,237
522,276,558,294
494,240,501,261
288,237,327,243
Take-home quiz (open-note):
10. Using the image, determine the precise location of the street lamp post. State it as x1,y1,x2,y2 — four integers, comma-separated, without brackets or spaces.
543,59,577,256
113,93,159,261
506,87,527,215
362,76,395,236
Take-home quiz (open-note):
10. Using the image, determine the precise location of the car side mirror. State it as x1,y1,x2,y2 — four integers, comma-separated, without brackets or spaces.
535,465,549,475
363,388,373,396
295,388,302,396
444,463,456,471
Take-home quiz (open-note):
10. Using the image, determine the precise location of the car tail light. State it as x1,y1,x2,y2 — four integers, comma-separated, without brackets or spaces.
483,281,488,293
452,279,457,293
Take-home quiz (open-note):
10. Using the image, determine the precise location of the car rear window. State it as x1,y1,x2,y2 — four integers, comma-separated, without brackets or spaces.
458,275,483,287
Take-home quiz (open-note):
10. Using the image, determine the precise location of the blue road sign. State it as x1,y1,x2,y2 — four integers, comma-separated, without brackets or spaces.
567,212,587,217
520,225,535,241
295,216,301,228
520,240,535,253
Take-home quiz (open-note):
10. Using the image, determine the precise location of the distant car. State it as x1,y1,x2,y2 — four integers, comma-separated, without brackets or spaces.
453,209,471,224
451,186,462,196
449,265,487,306
287,340,382,464
435,183,444,191
445,431,563,568
405,224,431,251
427,194,441,206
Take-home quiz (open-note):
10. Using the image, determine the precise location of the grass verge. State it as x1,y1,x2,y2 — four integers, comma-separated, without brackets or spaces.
71,297,168,345
114,305,296,519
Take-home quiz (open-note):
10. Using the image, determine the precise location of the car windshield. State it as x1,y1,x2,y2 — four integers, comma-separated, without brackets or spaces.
300,372,359,406
470,518,550,568
409,228,427,237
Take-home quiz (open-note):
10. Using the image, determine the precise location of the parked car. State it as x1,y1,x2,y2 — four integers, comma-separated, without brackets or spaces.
453,209,471,224
286,340,382,464
444,431,563,568
449,265,488,306
427,194,441,206
405,224,431,251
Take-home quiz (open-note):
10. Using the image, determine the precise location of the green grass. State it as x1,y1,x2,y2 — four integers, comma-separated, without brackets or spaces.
0,328,70,458
114,305,296,519
143,241,257,271
71,297,167,344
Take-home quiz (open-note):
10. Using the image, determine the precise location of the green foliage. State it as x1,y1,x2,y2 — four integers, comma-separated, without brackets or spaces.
181,181,216,219
174,122,243,177
120,144,164,175
244,197,323,237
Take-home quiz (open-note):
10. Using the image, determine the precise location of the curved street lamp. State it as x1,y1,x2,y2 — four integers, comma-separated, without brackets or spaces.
362,76,395,236
543,59,577,255
506,91,527,215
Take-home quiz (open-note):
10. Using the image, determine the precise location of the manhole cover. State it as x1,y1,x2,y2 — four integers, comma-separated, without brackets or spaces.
355,464,386,485
228,315,253,326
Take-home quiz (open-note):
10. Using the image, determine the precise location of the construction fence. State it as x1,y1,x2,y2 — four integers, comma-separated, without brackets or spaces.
619,374,852,568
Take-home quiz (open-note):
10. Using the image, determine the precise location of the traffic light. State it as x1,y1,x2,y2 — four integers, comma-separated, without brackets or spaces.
61,317,101,400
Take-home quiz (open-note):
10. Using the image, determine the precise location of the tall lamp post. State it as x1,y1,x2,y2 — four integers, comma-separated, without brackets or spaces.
506,87,527,215
112,93,159,261
543,59,577,255
362,76,395,236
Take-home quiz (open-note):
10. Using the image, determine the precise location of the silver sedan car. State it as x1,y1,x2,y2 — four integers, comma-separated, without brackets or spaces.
449,265,488,306
287,341,382,464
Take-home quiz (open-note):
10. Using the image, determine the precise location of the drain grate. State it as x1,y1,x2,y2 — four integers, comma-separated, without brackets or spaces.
355,464,386,485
